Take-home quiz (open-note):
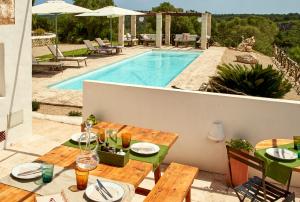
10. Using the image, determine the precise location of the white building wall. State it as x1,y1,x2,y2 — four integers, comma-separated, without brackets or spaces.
0,0,32,148
83,81,300,186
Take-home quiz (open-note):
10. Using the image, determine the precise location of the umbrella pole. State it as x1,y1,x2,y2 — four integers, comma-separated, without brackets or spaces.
110,17,112,47
55,14,58,61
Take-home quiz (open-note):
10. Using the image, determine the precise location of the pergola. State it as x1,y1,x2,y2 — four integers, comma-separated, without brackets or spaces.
117,11,212,49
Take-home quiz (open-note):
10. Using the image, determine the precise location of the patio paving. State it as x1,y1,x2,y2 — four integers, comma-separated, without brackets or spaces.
1,117,299,201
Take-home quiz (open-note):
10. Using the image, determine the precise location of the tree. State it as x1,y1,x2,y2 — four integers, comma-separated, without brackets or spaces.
74,0,114,9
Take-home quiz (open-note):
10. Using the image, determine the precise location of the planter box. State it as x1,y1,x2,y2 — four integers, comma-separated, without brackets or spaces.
97,146,129,167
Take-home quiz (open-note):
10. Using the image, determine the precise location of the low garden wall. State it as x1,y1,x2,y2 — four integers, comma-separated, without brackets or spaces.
83,81,300,186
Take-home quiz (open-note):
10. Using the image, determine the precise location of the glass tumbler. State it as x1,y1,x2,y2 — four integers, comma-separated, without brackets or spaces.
42,163,54,183
75,168,89,190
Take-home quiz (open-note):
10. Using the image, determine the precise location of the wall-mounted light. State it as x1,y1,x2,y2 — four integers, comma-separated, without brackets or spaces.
207,122,225,142
197,17,202,23
139,16,144,22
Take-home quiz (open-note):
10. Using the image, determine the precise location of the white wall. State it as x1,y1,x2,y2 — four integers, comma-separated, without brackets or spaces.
83,81,300,186
0,0,32,147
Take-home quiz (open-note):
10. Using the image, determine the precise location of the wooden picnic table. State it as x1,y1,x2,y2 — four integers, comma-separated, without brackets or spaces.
255,138,300,172
0,122,178,201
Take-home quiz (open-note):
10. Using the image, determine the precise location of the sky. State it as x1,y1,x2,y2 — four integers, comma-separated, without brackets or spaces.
35,0,300,14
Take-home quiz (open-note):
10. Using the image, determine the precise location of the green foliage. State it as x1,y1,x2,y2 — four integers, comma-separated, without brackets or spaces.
32,100,40,111
68,111,82,116
33,28,46,36
210,63,292,98
287,46,300,64
226,138,253,152
212,16,278,55
87,114,97,125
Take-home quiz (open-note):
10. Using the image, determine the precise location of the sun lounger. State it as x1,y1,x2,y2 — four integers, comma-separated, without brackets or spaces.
124,33,138,46
95,38,111,48
83,40,116,55
47,45,87,67
32,55,63,71
95,38,123,54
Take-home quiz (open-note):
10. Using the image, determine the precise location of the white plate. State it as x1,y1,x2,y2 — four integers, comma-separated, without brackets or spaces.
266,148,297,160
85,181,124,202
11,163,42,180
130,142,160,155
71,132,97,143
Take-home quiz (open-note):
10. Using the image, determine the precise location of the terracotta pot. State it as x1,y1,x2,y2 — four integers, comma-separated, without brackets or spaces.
227,149,250,186
229,157,249,186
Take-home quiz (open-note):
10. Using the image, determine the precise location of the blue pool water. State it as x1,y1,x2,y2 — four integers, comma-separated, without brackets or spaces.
50,51,201,90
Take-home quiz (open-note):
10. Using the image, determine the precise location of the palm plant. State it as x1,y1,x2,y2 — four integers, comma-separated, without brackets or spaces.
209,63,292,98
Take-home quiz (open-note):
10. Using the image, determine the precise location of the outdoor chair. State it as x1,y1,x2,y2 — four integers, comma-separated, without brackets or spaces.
95,38,111,48
83,40,115,55
32,55,63,71
124,33,138,46
226,145,295,202
141,34,155,46
47,45,87,67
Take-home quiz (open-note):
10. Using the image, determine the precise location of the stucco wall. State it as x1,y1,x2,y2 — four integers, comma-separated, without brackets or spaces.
83,81,300,186
0,0,32,147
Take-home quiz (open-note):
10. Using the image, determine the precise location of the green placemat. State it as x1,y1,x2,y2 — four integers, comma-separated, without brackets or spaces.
63,138,169,170
255,143,300,184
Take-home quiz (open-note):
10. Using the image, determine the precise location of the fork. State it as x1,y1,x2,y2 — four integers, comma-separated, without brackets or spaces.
95,185,108,200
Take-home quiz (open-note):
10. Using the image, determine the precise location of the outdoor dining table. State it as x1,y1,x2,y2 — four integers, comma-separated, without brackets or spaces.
255,138,300,185
0,121,178,201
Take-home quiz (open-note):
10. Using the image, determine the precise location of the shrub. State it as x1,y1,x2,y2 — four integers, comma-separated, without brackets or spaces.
68,111,82,116
34,28,46,36
32,100,40,111
209,63,292,98
226,138,253,152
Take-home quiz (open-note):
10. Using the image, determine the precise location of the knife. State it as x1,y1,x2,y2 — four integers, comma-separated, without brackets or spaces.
97,179,113,198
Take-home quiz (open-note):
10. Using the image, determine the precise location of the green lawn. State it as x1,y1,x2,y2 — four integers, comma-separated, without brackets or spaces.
37,48,88,61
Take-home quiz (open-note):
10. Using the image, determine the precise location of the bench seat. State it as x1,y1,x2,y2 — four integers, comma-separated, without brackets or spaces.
144,162,198,202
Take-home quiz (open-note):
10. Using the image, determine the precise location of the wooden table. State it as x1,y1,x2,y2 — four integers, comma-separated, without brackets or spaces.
0,122,178,201
255,138,300,172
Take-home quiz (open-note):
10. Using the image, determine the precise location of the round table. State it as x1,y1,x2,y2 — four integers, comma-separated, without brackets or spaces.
255,139,300,172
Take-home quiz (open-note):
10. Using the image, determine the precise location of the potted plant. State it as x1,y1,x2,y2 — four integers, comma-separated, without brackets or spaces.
226,138,253,186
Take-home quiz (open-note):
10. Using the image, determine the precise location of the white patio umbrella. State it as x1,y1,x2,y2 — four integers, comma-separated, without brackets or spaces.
32,0,92,60
77,6,144,46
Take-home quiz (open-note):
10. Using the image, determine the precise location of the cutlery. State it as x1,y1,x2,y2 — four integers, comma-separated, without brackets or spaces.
95,185,108,200
18,168,42,176
97,179,113,198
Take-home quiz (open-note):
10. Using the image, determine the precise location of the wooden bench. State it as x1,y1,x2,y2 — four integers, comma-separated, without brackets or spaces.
144,162,199,202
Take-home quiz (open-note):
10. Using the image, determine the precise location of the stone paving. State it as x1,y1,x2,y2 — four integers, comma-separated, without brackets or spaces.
33,45,225,107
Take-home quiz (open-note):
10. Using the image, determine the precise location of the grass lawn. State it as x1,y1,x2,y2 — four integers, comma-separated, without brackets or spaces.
37,48,88,61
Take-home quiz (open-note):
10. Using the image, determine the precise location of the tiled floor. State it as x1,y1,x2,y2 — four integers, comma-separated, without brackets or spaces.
0,118,299,201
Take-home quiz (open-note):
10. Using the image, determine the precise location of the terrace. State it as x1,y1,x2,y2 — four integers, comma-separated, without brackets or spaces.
1,0,300,201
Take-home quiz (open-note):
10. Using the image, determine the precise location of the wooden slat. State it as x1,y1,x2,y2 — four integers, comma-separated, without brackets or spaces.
255,139,300,172
0,184,36,202
144,162,198,202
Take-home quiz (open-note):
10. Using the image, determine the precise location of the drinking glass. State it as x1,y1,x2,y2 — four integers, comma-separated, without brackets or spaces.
97,128,106,144
75,168,89,190
294,136,300,150
121,132,132,149
42,163,54,183
106,129,118,153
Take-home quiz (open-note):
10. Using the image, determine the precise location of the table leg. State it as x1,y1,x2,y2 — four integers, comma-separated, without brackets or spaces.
154,166,161,183
135,187,150,196
186,188,191,202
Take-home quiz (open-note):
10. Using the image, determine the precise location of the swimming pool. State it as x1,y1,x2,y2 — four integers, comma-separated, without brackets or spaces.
50,51,201,90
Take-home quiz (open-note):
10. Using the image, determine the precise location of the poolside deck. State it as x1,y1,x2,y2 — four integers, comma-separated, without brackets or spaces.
33,45,225,107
